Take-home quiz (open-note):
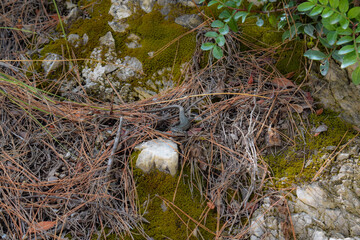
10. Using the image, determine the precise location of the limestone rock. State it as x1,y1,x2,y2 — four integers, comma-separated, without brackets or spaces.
67,34,80,46
310,60,360,127
99,31,115,49
108,0,132,32
140,0,156,13
42,53,62,76
135,138,179,176
249,145,360,240
175,14,202,29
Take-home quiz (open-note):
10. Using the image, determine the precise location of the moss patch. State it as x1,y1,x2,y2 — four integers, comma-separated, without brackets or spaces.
265,109,357,187
128,157,217,239
125,9,196,77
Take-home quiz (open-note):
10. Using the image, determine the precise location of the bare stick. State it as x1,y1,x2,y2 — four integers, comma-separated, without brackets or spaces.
106,117,123,176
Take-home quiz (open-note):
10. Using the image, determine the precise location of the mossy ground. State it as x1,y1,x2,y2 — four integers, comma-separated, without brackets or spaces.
37,0,197,91
126,160,217,239
265,109,357,188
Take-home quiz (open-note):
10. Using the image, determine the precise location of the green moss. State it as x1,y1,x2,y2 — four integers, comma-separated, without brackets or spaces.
265,109,357,187
124,9,196,77
125,153,217,239
239,18,304,75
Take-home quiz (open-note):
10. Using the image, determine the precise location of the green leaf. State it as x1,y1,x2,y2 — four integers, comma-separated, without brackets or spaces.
322,18,336,31
320,37,332,48
212,46,223,59
327,31,337,45
338,45,355,55
341,51,357,68
205,31,219,38
309,6,323,16
256,18,264,27
304,24,316,38
236,0,243,7
211,20,225,28
217,4,224,9
199,0,206,3
225,0,236,7
319,0,328,4
356,25,360,33
337,36,353,45
329,13,342,24
339,0,349,12
216,35,226,46
356,36,360,43
332,50,343,62
329,0,339,8
321,7,334,18
282,30,290,41
219,24,229,35
351,66,360,85
348,7,360,19
228,17,238,32
304,49,327,60
297,2,315,11
336,27,352,35
207,0,218,6
247,2,253,11
219,10,231,19
339,17,349,30
201,42,215,50
234,11,249,23
320,59,330,76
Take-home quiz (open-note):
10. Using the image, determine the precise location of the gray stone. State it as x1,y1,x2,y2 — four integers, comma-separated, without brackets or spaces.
175,14,202,29
312,230,328,240
99,32,115,49
82,33,89,45
108,21,129,33
67,34,80,46
337,153,350,161
64,7,79,24
109,1,132,20
140,0,156,13
42,53,62,76
310,60,360,126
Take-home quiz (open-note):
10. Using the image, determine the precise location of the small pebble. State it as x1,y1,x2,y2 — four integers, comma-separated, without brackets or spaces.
337,153,350,161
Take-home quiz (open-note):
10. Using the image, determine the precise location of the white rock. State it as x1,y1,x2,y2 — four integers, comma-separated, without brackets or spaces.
99,32,115,49
312,230,328,240
42,53,62,76
109,2,132,20
135,138,179,176
337,153,350,161
140,0,156,13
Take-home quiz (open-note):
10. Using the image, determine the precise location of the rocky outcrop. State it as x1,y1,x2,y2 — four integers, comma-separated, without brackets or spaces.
249,139,360,240
310,61,360,127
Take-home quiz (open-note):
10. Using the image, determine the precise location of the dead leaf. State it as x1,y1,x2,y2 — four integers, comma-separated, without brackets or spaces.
207,201,215,209
290,104,303,113
304,92,313,103
248,75,254,84
30,221,56,233
266,126,282,147
271,78,296,88
285,72,295,79
316,108,323,115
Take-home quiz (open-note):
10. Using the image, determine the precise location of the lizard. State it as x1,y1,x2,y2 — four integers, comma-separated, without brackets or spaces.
143,105,191,134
